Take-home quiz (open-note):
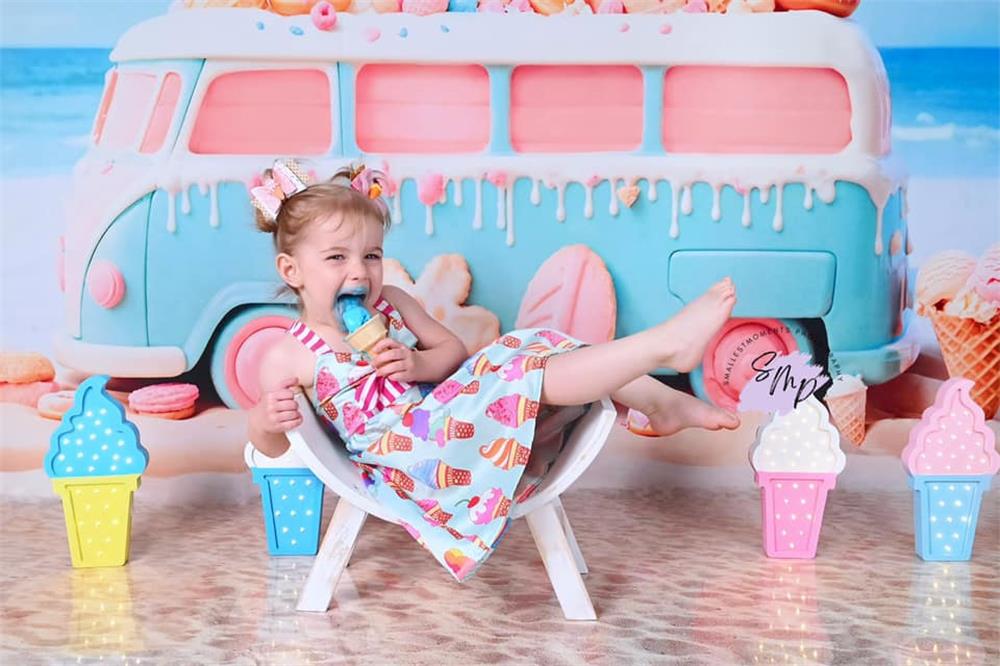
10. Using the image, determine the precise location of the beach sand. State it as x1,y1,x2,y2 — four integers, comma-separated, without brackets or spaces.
1,174,997,501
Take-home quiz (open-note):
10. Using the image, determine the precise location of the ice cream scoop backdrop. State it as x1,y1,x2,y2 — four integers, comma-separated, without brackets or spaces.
1,1,998,505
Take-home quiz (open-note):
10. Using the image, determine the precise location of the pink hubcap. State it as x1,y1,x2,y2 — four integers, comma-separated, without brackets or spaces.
224,316,293,409
700,319,800,410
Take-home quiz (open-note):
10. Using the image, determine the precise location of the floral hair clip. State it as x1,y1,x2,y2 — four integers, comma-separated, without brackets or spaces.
349,164,386,200
250,159,311,221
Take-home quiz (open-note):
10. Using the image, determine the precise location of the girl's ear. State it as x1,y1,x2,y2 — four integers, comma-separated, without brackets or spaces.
276,253,303,290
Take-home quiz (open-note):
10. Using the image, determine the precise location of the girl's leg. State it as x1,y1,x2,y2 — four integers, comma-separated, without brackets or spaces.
540,279,736,406
612,376,740,434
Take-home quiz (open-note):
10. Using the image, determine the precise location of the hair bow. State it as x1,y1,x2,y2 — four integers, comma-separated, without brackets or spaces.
349,165,386,200
251,159,310,221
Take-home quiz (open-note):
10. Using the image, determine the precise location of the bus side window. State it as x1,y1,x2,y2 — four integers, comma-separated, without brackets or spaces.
510,65,643,153
140,73,182,154
662,66,852,154
98,72,160,151
189,70,332,155
355,64,490,153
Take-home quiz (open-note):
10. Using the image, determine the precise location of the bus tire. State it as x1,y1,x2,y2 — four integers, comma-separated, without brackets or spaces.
689,318,815,410
210,305,296,410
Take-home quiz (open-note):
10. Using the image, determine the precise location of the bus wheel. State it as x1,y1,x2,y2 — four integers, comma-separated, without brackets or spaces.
210,305,296,410
689,318,815,410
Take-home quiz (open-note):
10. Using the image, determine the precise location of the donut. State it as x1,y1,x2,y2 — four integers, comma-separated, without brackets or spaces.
128,383,200,420
774,0,859,17
37,390,77,420
0,352,55,384
269,0,322,15
621,0,685,13
528,0,567,15
1,381,60,409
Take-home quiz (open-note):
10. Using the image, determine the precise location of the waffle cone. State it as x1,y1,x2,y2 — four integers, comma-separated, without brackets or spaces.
826,389,867,446
345,316,388,354
928,309,1000,419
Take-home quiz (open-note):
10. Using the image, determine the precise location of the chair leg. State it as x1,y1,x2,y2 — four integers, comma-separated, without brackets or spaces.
297,497,367,612
525,500,597,621
553,497,588,575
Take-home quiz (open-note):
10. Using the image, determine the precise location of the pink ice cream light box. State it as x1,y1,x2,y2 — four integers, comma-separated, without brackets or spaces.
900,378,999,562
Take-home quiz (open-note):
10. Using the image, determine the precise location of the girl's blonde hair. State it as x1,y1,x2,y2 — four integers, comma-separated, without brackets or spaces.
254,165,392,256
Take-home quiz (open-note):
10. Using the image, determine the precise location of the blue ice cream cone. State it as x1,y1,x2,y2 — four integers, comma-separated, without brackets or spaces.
251,467,324,557
908,475,992,562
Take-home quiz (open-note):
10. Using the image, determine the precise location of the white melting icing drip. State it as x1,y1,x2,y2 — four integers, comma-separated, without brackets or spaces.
72,152,905,256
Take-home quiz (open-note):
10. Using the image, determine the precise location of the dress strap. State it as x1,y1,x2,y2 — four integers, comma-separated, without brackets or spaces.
288,320,333,356
373,296,397,320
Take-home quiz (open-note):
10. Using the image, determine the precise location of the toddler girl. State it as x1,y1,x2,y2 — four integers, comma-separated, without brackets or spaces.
248,160,739,581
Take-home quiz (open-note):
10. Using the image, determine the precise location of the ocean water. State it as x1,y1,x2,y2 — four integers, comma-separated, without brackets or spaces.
1,46,997,178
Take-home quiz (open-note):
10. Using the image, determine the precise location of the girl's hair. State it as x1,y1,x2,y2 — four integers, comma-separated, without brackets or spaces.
254,164,392,256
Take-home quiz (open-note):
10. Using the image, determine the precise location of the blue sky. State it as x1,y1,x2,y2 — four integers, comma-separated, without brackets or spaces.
0,0,997,47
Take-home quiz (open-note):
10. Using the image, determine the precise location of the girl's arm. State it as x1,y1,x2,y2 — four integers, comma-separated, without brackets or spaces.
247,338,313,458
374,285,468,384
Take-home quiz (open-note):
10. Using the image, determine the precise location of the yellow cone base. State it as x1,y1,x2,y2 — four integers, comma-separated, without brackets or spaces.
52,475,140,568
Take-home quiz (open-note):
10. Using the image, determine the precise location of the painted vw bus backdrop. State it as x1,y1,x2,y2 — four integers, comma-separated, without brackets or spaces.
55,11,916,410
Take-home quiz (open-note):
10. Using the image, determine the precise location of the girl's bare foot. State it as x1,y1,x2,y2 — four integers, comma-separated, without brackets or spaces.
655,278,736,373
638,391,741,436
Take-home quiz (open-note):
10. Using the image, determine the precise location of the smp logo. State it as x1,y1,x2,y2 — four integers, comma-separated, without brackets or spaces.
738,351,831,416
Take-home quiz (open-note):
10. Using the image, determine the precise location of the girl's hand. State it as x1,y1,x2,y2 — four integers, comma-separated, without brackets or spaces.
370,338,421,382
257,377,303,434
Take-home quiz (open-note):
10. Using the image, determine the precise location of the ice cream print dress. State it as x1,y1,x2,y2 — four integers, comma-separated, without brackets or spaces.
290,296,584,581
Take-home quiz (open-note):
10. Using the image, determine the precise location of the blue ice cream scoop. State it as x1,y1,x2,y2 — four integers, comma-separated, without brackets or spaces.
335,294,370,333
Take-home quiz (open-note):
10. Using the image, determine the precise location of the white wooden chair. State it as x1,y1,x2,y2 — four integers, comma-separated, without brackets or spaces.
247,393,616,621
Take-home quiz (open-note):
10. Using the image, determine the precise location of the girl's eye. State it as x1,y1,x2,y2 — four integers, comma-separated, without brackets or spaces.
365,253,382,260
326,254,345,261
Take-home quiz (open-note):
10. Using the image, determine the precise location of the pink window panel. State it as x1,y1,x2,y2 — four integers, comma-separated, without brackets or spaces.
140,73,182,154
356,64,490,153
663,66,852,154
510,66,643,153
98,72,159,150
92,70,118,144
189,70,331,154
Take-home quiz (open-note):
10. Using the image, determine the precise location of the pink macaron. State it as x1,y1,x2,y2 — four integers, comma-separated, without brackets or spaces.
128,383,200,420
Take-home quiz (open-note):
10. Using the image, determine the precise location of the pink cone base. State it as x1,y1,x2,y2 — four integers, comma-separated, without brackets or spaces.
755,472,838,559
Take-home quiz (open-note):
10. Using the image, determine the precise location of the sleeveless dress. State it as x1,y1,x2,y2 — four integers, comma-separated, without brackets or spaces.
289,296,587,581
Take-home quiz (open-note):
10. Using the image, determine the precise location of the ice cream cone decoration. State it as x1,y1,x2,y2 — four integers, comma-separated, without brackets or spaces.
417,499,453,526
537,330,576,351
824,374,868,446
444,548,476,580
749,396,845,559
499,335,522,349
901,378,999,561
467,488,512,525
382,468,415,493
916,246,1000,419
498,355,548,382
368,431,414,455
408,459,473,488
44,375,149,568
479,437,531,470
486,394,540,427
321,398,339,422
431,416,476,444
469,354,501,377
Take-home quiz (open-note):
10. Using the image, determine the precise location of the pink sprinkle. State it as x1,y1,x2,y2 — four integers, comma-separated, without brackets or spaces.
100,161,115,175
486,170,508,188
364,27,381,42
659,23,673,35
585,175,602,187
310,1,337,31
618,23,630,33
